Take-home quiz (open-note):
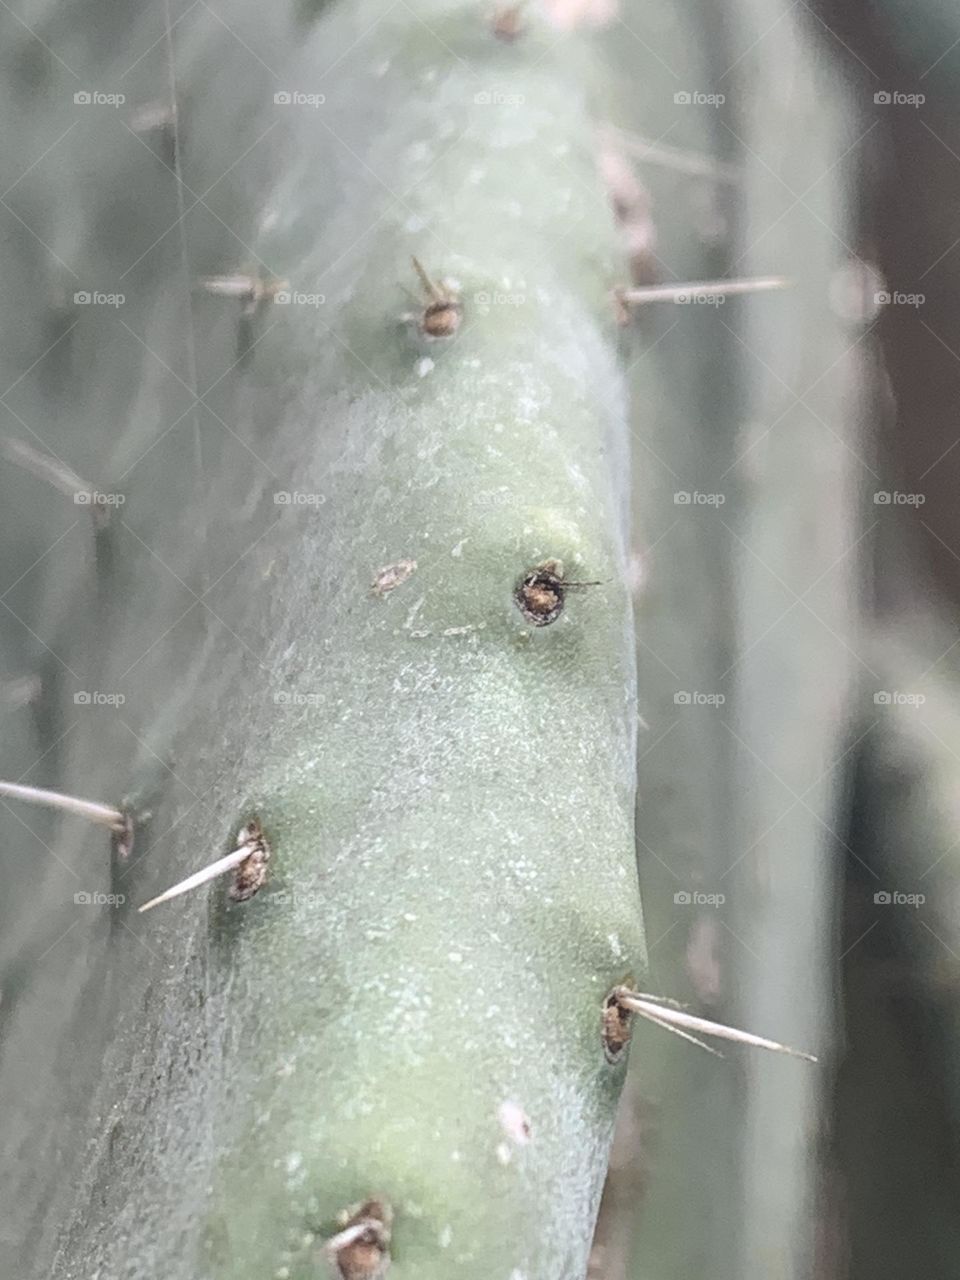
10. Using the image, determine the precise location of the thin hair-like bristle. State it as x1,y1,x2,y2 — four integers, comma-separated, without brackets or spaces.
617,990,817,1062
634,1006,724,1057
411,255,442,302
137,844,252,913
200,274,259,298
2,438,90,502
617,276,790,306
0,780,125,829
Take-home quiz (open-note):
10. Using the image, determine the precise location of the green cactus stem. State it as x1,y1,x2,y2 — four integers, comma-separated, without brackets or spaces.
0,2,647,1277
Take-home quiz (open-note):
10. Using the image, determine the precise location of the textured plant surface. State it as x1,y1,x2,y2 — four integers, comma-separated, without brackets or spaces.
8,1,959,1278
0,2,648,1278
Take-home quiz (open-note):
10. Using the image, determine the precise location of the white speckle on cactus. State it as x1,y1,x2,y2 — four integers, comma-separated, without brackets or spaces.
417,357,434,377
438,1225,453,1249
440,624,485,637
496,1142,512,1166
402,597,425,631
497,1100,532,1145
451,538,466,557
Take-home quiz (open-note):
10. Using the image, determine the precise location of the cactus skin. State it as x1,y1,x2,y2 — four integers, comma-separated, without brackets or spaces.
0,2,644,1277
190,15,646,1266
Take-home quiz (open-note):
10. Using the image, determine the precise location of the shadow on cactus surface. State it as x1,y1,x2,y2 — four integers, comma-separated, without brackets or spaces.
0,1,957,1279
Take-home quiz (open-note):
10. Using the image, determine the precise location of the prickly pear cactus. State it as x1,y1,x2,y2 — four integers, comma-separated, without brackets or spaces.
0,3,646,1278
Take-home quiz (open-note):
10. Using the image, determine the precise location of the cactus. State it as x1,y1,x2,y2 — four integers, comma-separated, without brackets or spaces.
0,2,652,1277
